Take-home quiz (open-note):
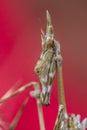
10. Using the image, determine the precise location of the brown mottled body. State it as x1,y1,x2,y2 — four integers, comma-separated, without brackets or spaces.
34,43,57,104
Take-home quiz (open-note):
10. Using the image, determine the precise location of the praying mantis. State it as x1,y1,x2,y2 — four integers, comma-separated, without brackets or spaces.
0,10,66,130
0,10,65,107
34,10,64,105
0,11,87,130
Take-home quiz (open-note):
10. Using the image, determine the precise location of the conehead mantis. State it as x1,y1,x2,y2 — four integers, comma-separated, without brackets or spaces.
0,10,67,130
34,10,63,105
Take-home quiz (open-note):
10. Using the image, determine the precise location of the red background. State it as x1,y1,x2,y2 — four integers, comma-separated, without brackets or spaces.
0,0,87,129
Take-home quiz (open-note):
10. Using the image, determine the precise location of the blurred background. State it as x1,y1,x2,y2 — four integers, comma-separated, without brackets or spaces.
0,0,87,129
